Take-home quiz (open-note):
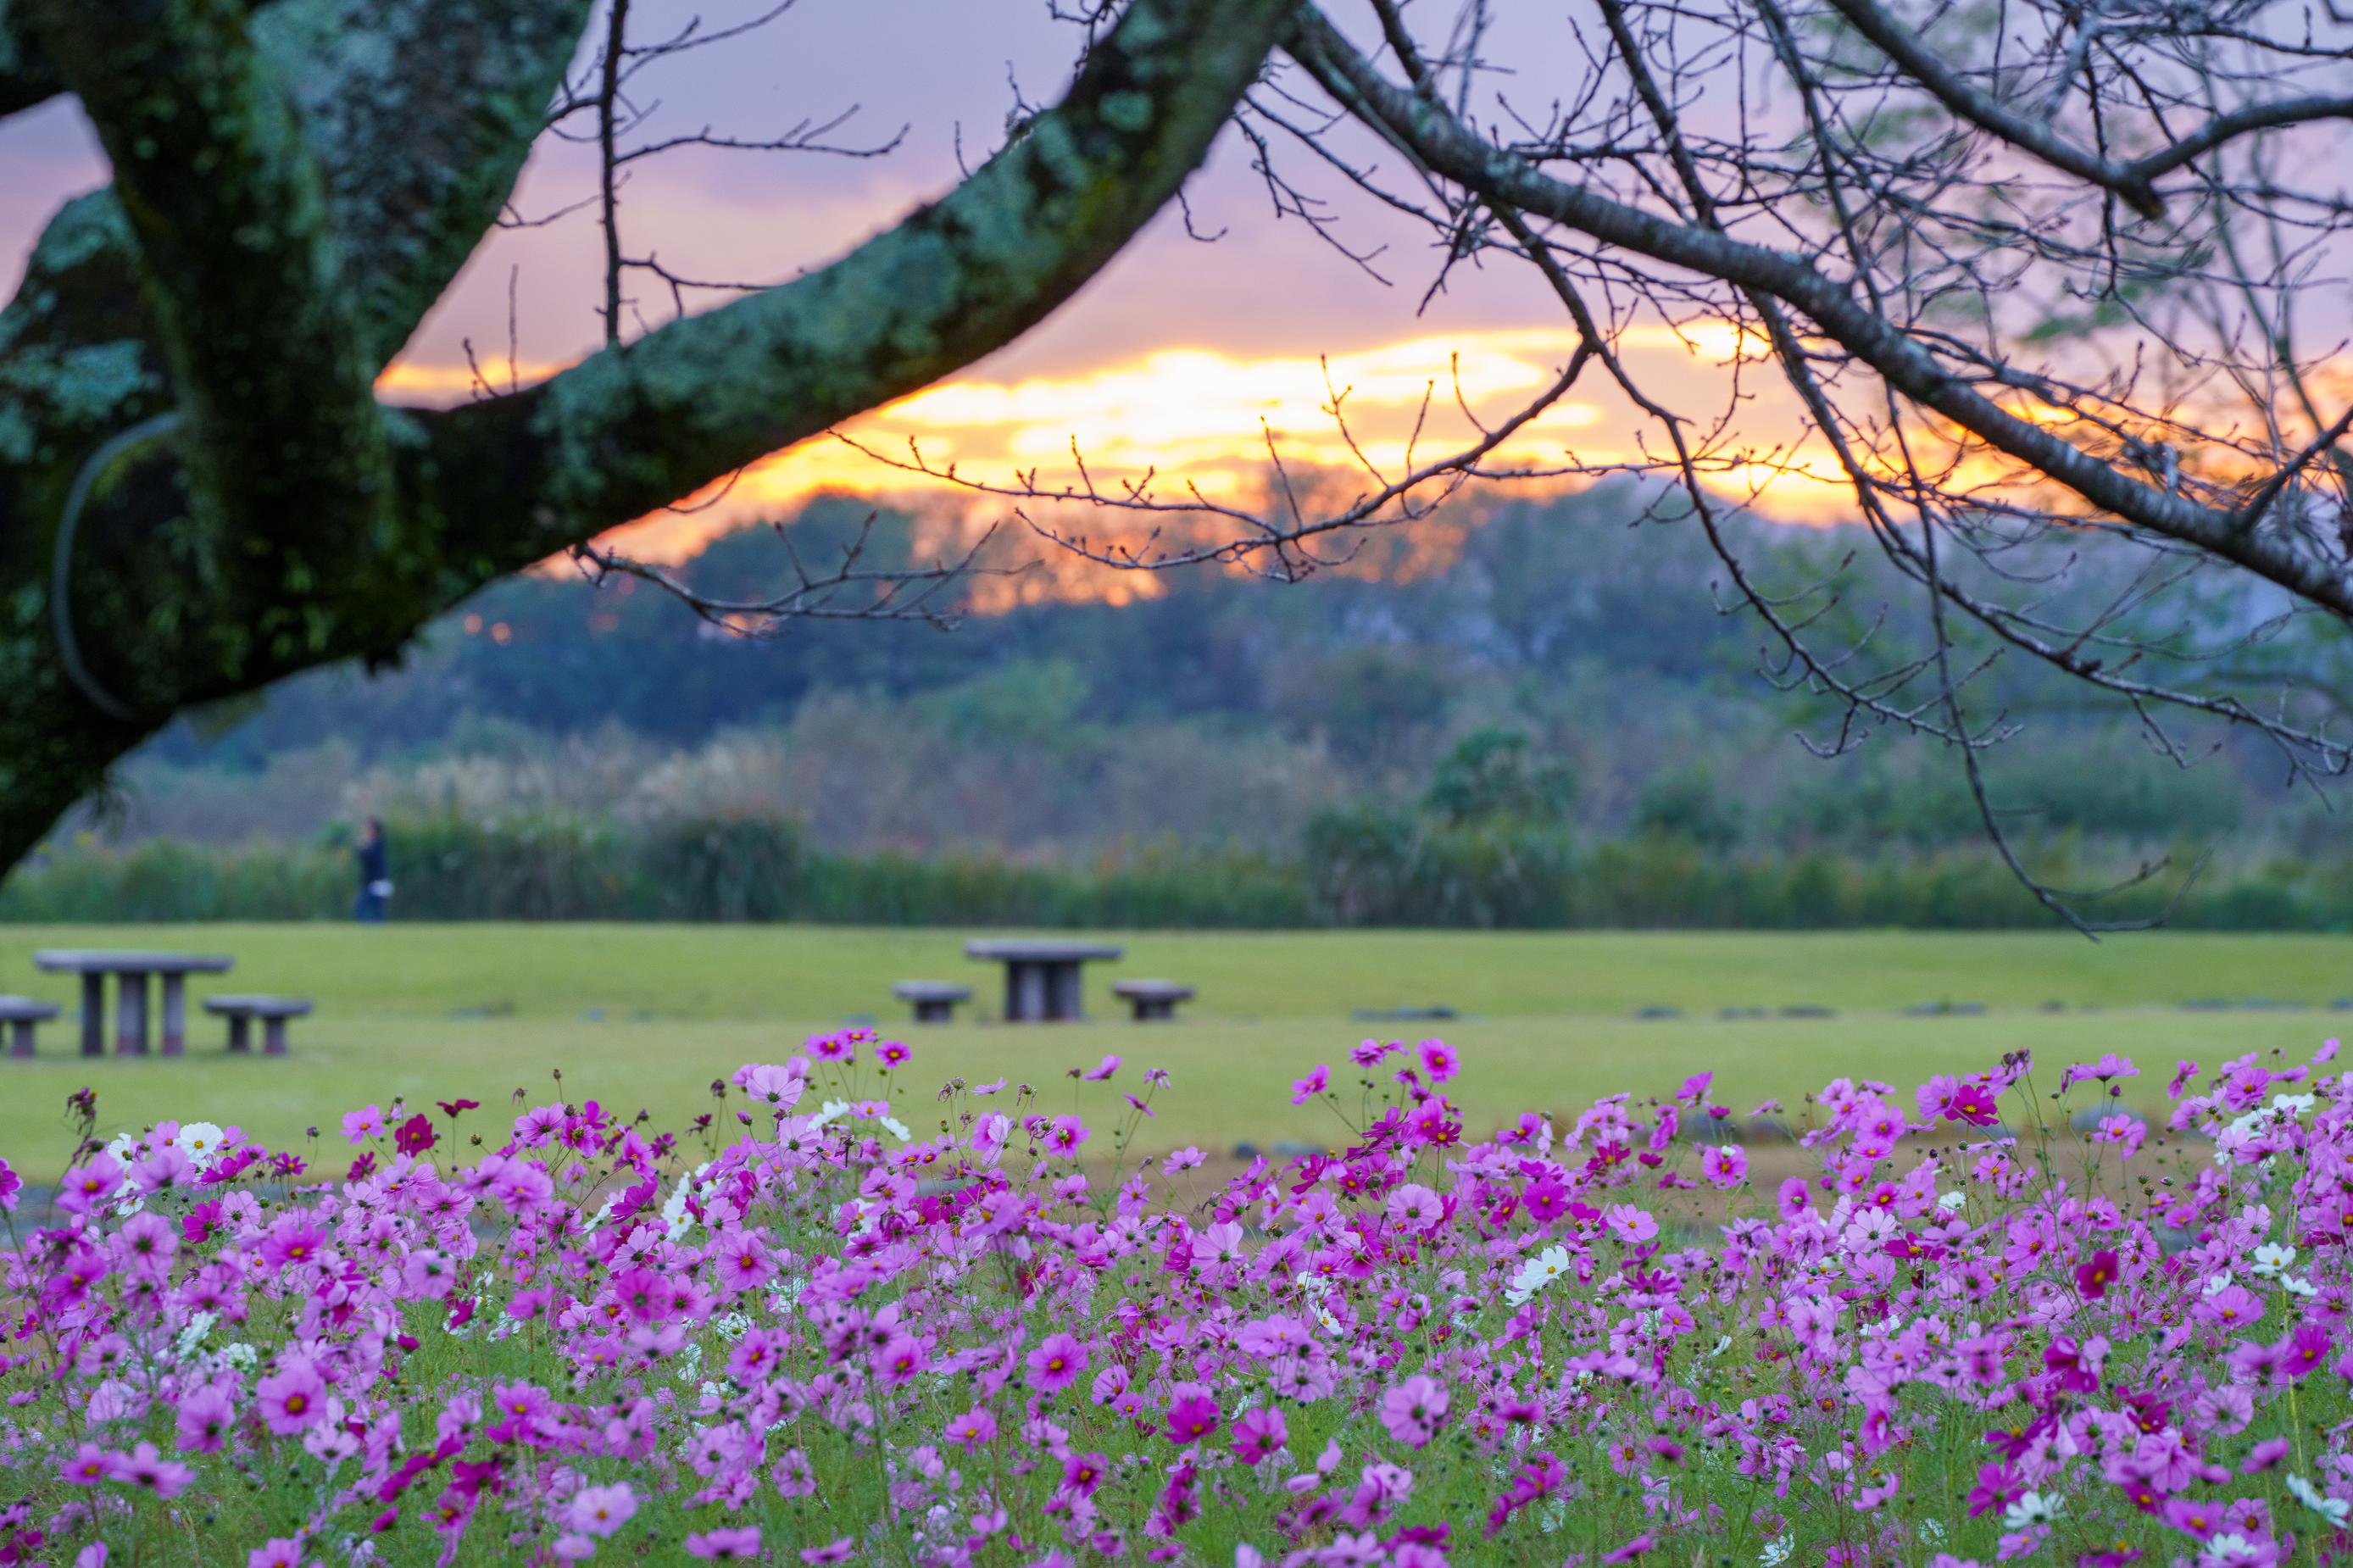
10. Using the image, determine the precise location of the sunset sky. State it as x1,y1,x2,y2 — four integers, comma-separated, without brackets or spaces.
0,2,1835,569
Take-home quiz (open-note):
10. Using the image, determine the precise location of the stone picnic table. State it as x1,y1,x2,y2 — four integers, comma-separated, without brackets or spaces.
965,938,1123,1022
34,950,234,1057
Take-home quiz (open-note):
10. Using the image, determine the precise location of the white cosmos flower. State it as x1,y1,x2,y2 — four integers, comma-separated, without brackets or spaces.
2203,1270,2236,1296
2283,1273,2320,1299
1759,1533,1794,1565
2250,1241,2296,1277
173,1121,227,1164
2002,1492,2059,1530
809,1099,851,1131
1506,1245,1572,1306
1937,1192,1967,1214
881,1116,912,1143
174,1310,218,1364
2201,1535,2264,1564
2289,1474,2351,1526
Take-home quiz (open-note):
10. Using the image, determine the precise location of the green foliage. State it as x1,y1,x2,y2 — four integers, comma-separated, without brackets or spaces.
9,803,2353,932
1421,727,1577,826
1631,767,1743,852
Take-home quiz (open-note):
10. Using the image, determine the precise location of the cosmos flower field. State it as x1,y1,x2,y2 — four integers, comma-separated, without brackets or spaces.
1,1033,2347,1568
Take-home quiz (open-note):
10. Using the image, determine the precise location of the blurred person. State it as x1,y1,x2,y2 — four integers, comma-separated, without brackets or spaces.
353,817,392,923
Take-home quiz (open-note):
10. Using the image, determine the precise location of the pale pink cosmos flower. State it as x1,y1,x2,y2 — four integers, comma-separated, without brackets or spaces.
566,1482,637,1537
1385,1183,1444,1228
340,1105,387,1143
1602,1204,1660,1245
684,1526,762,1560
1378,1375,1449,1448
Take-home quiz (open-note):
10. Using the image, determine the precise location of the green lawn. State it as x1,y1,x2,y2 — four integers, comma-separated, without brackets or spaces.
1,925,2345,1165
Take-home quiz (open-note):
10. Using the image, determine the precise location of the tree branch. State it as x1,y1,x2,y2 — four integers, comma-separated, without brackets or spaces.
417,0,1303,575
1282,4,2353,624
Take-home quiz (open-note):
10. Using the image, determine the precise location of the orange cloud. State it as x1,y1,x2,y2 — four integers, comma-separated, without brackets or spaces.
376,319,1847,574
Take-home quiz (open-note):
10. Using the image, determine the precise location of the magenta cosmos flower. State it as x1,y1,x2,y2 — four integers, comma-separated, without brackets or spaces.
1698,1144,1748,1188
256,1361,328,1434
1418,1039,1460,1083
1026,1332,1088,1392
1164,1386,1221,1446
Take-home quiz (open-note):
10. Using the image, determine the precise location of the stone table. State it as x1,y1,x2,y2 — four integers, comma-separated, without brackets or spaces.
33,950,234,1057
964,938,1124,1022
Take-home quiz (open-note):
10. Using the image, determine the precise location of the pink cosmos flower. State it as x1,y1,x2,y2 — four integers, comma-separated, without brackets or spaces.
60,1443,125,1485
1162,1146,1205,1174
175,1383,236,1453
1062,1452,1109,1495
1079,1053,1121,1081
2062,1053,2140,1085
1601,1204,1660,1245
1385,1183,1443,1228
55,1152,124,1215
798,1540,853,1565
944,1408,996,1447
876,1039,910,1069
260,1215,327,1271
1233,1406,1288,1465
1418,1039,1460,1083
2284,1323,2334,1377
2242,1437,2290,1473
341,1105,387,1143
1290,1065,1329,1105
256,1361,327,1434
247,1542,312,1568
1026,1332,1088,1392
1697,1144,1748,1189
393,1114,437,1156
2074,1249,2121,1299
1164,1386,1221,1446
1942,1082,2000,1127
2092,1114,2146,1159
710,1230,778,1295
2198,1283,2263,1332
1045,1115,1090,1158
1378,1375,1449,1448
684,1526,762,1560
567,1482,637,1537
120,1441,192,1498
0,1154,19,1212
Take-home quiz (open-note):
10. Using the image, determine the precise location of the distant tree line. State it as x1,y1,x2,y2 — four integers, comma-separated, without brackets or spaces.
8,728,2348,930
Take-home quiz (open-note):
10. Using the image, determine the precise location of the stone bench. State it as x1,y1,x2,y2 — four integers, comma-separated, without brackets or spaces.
890,981,973,1024
0,996,62,1059
203,996,313,1055
1111,979,1193,1022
